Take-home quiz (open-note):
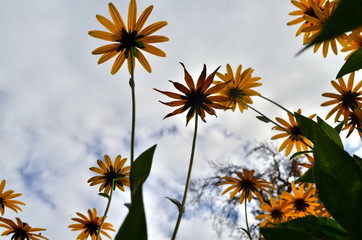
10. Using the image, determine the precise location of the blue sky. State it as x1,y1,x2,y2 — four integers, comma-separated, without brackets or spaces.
1,0,361,239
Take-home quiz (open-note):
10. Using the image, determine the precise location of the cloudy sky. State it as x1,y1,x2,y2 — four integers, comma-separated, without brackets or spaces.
1,0,361,239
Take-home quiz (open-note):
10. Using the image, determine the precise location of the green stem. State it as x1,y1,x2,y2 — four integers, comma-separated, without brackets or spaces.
171,116,199,240
258,95,293,115
245,103,313,150
129,56,136,166
244,200,253,240
96,181,114,240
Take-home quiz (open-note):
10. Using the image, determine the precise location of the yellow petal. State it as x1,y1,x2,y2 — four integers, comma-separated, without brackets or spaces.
108,3,126,30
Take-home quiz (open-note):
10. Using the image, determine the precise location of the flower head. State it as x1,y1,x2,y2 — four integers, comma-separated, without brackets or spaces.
287,0,347,57
321,72,362,124
342,32,362,60
279,182,320,218
68,208,115,240
0,217,48,240
256,197,293,227
88,155,130,194
214,64,262,112
218,169,275,204
0,180,25,216
154,63,229,125
89,0,168,74
343,109,362,138
271,109,315,156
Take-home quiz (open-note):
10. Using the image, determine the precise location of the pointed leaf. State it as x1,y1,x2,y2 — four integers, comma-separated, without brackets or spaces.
165,197,183,213
337,47,362,78
256,115,271,123
316,116,343,148
115,145,157,240
289,151,313,161
295,167,314,183
98,193,110,199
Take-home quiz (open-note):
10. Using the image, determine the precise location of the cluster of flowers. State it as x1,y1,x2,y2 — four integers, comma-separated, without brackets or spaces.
0,180,48,240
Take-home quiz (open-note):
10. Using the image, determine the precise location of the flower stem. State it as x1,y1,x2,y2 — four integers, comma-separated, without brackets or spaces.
259,95,293,115
129,56,136,166
244,200,253,240
96,181,114,240
171,116,199,240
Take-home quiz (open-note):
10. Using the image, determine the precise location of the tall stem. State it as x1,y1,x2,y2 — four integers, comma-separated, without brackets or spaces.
129,56,136,166
244,200,253,240
96,180,114,240
171,116,199,240
258,95,293,115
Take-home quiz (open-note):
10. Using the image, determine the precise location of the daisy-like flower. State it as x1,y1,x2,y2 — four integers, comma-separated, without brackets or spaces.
0,217,48,240
214,64,262,113
298,154,315,169
256,197,293,227
89,0,168,74
68,208,115,240
321,72,362,124
154,63,230,125
342,32,362,60
218,169,276,204
0,180,25,216
343,109,362,138
88,155,130,194
271,109,315,156
279,182,320,218
287,0,347,57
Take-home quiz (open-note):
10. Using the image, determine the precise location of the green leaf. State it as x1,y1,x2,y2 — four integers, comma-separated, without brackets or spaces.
289,150,313,161
295,167,314,184
334,121,345,133
337,47,362,78
261,216,346,240
295,113,362,239
115,145,157,240
305,0,362,48
98,193,110,199
256,115,271,123
165,197,183,214
316,116,343,148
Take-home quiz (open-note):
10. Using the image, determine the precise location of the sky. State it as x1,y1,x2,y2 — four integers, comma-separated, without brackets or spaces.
1,0,361,239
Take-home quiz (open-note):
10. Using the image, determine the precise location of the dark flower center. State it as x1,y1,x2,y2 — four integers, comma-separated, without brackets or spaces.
293,198,309,212
240,180,255,191
228,88,244,101
290,125,303,141
183,91,211,111
104,168,125,188
117,28,144,57
342,91,360,110
304,7,319,19
11,225,28,240
271,209,283,221
85,221,100,236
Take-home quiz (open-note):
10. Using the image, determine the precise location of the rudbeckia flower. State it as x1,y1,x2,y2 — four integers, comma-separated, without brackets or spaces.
218,169,275,204
256,197,293,227
271,109,315,156
214,64,262,112
343,109,362,138
321,72,362,124
68,208,115,240
279,182,320,218
287,0,347,57
89,0,168,74
154,63,229,125
0,180,25,216
0,217,48,240
342,32,362,59
88,155,130,194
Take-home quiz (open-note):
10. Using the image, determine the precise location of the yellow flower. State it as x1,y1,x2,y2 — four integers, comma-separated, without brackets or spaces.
321,72,362,124
0,217,48,240
0,180,25,216
342,32,362,59
279,182,320,218
89,0,168,74
68,208,115,240
271,109,315,156
154,63,229,125
218,169,275,204
343,109,362,138
214,64,262,112
88,155,130,194
256,197,293,227
287,0,347,57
